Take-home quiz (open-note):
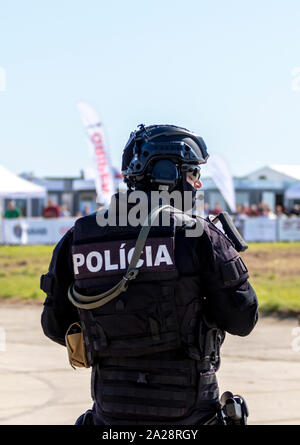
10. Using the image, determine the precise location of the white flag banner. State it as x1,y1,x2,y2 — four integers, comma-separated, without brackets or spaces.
77,102,115,206
206,153,236,212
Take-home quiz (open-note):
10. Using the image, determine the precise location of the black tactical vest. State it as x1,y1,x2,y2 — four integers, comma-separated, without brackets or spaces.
71,211,223,422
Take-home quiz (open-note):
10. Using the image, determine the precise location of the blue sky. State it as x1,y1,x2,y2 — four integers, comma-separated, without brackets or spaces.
1,0,300,178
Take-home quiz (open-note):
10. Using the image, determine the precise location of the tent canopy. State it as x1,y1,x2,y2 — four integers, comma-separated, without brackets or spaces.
0,165,46,199
285,182,300,200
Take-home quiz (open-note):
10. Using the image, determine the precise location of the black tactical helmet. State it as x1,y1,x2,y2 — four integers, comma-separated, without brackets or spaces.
122,124,209,190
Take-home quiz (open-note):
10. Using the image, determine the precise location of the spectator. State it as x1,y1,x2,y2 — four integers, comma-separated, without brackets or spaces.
203,202,210,217
275,205,287,218
234,205,248,235
291,203,300,217
43,199,60,218
82,204,91,217
242,204,250,215
59,204,71,217
247,204,260,217
257,202,264,216
235,204,242,215
210,202,222,215
4,200,22,218
235,205,248,221
262,204,276,219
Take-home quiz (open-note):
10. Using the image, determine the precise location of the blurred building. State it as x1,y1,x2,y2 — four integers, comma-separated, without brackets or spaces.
21,168,124,216
0,165,46,217
17,164,300,216
203,164,300,212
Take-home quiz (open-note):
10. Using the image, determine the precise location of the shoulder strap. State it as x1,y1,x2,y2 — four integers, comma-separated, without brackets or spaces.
68,205,172,310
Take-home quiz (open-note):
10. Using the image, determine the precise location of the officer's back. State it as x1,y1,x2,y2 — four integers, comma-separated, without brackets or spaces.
41,124,258,425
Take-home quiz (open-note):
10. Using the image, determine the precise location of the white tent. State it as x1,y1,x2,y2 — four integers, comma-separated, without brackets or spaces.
0,165,46,198
0,165,46,221
285,182,300,200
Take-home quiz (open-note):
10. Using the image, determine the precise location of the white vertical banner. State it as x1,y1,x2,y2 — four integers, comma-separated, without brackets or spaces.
206,153,236,213
77,102,115,206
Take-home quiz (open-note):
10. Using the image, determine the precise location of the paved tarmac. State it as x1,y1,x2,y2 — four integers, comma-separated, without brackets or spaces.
0,303,299,425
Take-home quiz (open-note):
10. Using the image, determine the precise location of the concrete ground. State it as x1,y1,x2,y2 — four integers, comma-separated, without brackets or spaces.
0,303,299,425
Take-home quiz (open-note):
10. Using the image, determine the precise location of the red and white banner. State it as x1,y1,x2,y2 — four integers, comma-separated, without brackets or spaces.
77,102,115,206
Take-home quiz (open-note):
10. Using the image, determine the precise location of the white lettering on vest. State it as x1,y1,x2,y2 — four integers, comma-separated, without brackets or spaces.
127,247,144,268
154,245,173,266
73,253,85,275
119,243,126,269
104,250,118,270
86,251,103,272
145,245,153,267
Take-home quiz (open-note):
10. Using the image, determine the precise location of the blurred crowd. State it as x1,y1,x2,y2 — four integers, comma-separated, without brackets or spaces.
2,199,98,219
205,202,300,219
3,199,300,220
41,199,94,218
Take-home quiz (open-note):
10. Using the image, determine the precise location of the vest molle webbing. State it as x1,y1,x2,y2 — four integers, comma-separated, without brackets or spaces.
91,356,219,421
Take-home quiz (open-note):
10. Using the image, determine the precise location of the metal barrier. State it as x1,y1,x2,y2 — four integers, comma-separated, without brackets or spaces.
0,217,77,244
0,216,300,244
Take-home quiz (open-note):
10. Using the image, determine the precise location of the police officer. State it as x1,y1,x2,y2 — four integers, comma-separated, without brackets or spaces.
41,124,258,425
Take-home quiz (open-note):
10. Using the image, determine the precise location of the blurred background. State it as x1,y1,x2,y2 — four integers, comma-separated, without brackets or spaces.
0,0,300,425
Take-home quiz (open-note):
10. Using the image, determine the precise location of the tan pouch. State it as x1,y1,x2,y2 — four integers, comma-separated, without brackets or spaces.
65,322,90,369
